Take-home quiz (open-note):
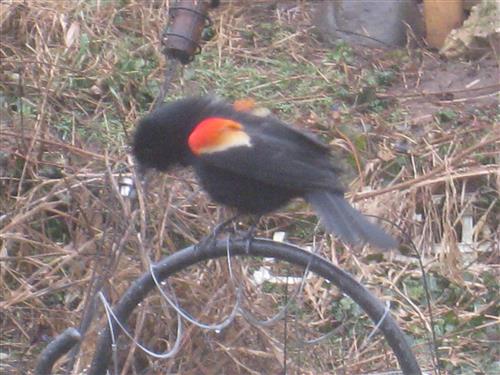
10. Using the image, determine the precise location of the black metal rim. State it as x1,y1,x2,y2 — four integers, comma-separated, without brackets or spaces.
88,238,422,374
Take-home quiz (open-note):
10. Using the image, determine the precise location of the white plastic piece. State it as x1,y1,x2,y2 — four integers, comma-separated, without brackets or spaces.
251,266,312,286
461,213,474,244
272,231,287,242
119,177,134,197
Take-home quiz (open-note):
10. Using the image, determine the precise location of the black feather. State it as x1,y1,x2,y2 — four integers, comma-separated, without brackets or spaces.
306,191,397,249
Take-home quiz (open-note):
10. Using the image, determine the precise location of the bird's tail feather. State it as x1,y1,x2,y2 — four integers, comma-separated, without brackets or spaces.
305,191,397,249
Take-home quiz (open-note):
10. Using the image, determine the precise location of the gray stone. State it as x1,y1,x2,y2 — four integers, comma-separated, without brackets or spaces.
314,0,424,47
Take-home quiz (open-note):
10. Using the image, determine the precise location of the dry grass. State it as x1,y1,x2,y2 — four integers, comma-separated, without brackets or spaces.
1,1,499,374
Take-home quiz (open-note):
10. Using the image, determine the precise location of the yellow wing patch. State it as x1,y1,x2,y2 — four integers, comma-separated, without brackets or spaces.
197,129,252,154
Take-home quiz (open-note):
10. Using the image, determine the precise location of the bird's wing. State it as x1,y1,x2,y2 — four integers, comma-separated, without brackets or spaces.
195,117,344,192
255,116,332,154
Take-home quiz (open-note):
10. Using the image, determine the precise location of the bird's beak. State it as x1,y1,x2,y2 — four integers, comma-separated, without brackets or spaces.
135,163,149,182
133,164,153,196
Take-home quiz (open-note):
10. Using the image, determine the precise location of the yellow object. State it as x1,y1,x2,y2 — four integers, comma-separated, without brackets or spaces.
424,0,464,48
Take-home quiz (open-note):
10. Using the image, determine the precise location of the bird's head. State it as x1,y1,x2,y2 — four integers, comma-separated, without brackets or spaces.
133,96,259,173
132,97,219,172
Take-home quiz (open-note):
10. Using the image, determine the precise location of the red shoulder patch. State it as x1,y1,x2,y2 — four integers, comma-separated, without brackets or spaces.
188,118,251,155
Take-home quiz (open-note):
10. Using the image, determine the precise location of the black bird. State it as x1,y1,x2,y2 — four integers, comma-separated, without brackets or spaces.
132,96,397,249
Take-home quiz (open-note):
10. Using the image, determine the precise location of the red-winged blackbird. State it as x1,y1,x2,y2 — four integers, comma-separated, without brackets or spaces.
132,96,397,249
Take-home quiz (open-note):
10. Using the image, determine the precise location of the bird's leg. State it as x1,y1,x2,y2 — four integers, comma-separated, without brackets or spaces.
241,215,261,254
196,214,239,252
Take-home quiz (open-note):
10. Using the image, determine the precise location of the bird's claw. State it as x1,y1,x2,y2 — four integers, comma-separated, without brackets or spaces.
240,223,257,254
196,234,217,252
195,215,239,252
